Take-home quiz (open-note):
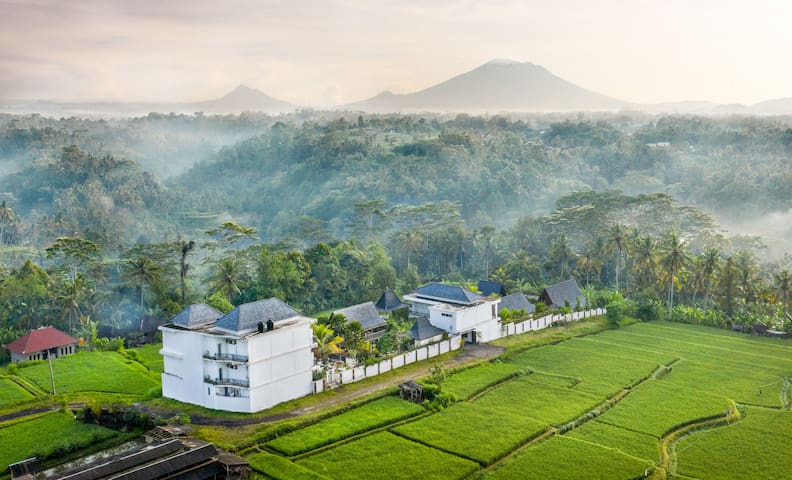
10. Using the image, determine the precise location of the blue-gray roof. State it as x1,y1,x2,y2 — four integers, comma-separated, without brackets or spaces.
215,298,300,333
375,290,409,312
540,279,586,309
410,316,446,341
333,302,386,332
413,283,484,305
498,293,535,314
478,280,506,297
171,304,223,329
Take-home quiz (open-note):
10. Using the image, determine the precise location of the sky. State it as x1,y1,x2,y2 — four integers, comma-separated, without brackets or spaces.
1,0,791,106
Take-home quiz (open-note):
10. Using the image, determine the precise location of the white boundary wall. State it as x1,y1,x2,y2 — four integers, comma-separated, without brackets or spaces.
321,308,606,391
325,335,463,388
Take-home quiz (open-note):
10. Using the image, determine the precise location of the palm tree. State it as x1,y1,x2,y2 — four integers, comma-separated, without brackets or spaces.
209,257,247,303
719,256,738,317
178,239,196,306
53,273,93,333
631,235,657,291
0,201,16,246
701,247,721,310
549,235,574,280
123,256,163,331
606,223,629,292
659,232,689,315
734,250,759,305
774,270,791,314
312,323,343,363
395,229,425,272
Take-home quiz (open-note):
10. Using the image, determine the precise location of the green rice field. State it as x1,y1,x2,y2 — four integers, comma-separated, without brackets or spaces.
244,321,792,479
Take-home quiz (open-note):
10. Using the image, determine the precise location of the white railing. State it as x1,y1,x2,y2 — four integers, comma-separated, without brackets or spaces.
501,308,606,339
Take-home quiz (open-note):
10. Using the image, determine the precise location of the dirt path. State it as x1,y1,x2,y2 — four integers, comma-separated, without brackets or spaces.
186,343,504,427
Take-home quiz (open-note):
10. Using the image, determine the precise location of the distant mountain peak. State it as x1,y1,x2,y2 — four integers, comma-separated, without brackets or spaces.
194,84,293,113
484,58,522,66
349,60,628,113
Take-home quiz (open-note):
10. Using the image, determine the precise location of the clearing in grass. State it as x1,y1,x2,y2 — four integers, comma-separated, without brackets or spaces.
675,407,792,480
296,431,479,480
440,361,527,400
0,411,118,467
487,436,654,480
267,396,424,455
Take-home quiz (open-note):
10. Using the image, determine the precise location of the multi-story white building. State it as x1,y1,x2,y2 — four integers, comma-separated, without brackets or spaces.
403,283,502,343
159,299,315,413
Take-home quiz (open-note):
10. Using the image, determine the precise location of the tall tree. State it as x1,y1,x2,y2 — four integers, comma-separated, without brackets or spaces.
209,257,247,303
606,222,629,292
122,248,163,331
701,247,721,310
660,231,689,315
178,239,196,306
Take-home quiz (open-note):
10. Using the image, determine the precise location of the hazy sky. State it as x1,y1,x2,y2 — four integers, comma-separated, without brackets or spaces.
1,0,791,106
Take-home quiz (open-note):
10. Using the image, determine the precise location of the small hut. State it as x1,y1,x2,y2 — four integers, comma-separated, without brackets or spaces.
398,380,424,403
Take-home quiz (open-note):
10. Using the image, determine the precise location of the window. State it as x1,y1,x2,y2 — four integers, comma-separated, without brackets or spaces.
441,312,453,318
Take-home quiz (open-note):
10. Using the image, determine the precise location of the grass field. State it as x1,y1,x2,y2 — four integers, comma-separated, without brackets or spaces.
0,377,35,409
440,361,527,400
267,396,425,455
296,432,479,480
675,407,792,480
392,401,547,465
487,436,654,480
247,452,330,480
567,419,659,462
0,411,118,467
16,351,160,397
128,344,164,373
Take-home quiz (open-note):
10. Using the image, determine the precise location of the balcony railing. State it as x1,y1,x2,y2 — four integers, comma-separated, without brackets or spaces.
202,352,249,363
203,376,250,388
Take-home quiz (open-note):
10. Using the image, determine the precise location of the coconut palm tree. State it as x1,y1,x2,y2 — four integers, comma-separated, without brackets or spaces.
312,323,343,363
701,247,721,310
774,270,791,315
606,222,629,292
209,257,247,303
631,234,658,292
660,231,690,315
123,255,163,331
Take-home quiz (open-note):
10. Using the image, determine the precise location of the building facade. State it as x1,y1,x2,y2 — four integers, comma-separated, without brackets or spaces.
160,299,315,413
4,326,78,363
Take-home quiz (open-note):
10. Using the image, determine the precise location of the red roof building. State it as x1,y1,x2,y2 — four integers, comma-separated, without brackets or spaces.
4,326,78,363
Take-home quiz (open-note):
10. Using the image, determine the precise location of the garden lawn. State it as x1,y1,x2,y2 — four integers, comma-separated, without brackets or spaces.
247,452,329,480
267,396,424,455
473,376,604,427
488,436,653,480
0,411,118,467
392,402,547,465
675,407,792,480
0,377,34,409
296,432,478,480
567,420,659,462
16,351,159,396
441,361,527,400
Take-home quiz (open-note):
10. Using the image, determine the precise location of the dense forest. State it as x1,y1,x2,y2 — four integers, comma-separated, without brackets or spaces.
0,111,790,358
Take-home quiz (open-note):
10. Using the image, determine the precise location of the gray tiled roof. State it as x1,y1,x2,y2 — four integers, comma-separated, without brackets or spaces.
333,302,386,332
171,304,223,329
498,293,535,314
409,315,446,340
541,279,586,309
478,280,506,297
215,298,300,333
413,283,484,305
375,290,409,312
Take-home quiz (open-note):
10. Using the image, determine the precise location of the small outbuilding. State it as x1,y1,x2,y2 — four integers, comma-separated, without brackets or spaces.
398,380,424,403
539,279,586,310
333,301,388,342
4,326,78,363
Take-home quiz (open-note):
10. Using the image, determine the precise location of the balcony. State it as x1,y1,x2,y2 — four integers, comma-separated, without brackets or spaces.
203,376,250,388
203,352,249,363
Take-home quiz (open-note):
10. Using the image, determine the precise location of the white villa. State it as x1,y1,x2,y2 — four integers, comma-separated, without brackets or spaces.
159,299,315,413
403,283,502,343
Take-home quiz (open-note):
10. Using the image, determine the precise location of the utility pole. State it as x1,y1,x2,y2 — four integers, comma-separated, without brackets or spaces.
48,355,56,395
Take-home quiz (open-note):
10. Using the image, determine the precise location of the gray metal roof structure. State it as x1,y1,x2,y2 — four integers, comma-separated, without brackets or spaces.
215,298,300,333
477,280,506,297
374,290,409,312
409,316,446,341
498,293,535,314
539,279,586,309
413,283,484,305
333,302,386,332
171,304,223,329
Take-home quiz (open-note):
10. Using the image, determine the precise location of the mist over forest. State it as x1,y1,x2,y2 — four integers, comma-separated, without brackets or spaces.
0,110,790,345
